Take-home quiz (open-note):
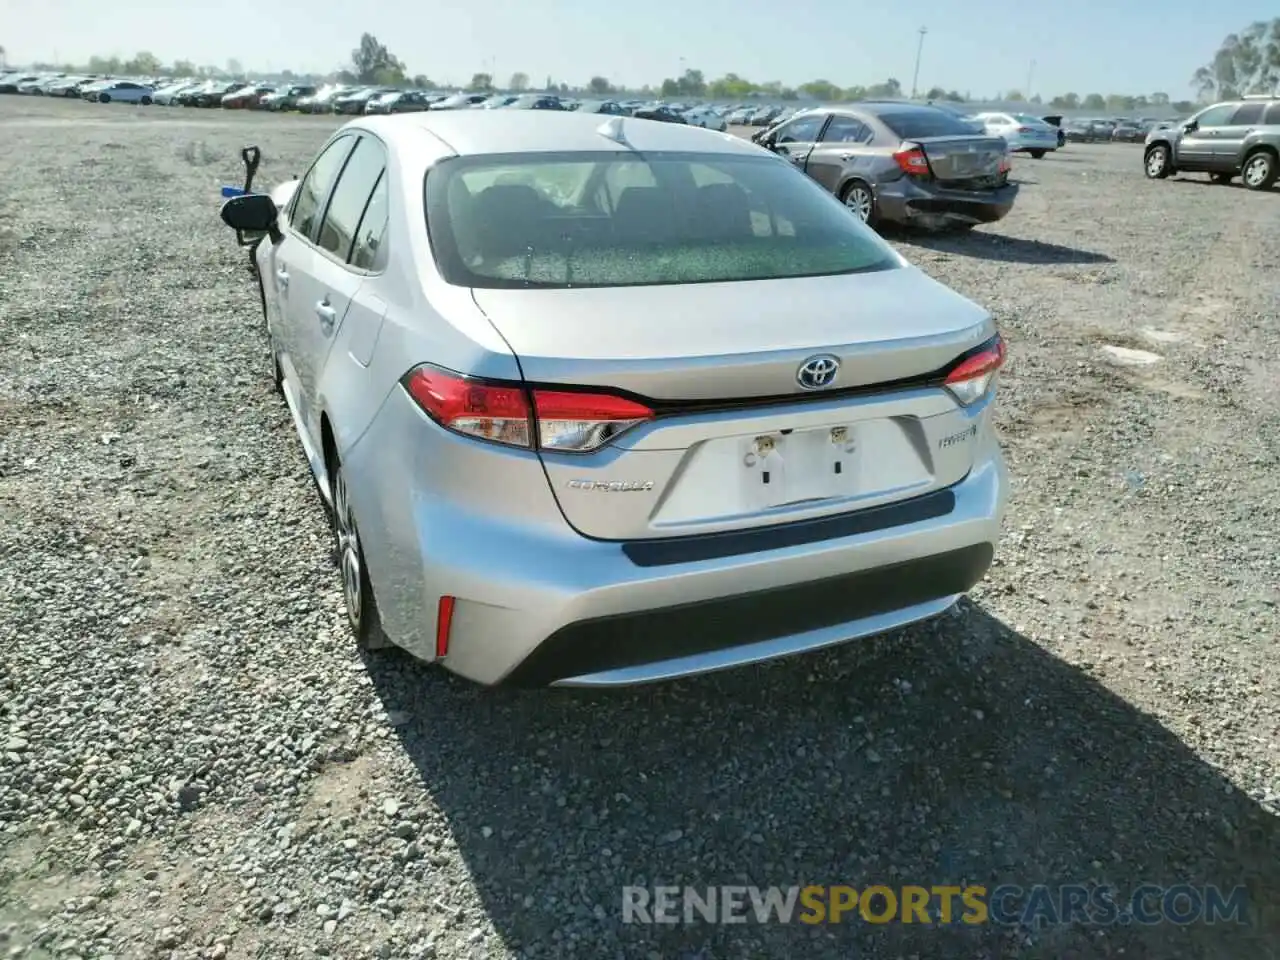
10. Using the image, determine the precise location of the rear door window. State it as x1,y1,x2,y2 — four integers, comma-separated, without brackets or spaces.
1229,102,1265,125
1264,102,1280,125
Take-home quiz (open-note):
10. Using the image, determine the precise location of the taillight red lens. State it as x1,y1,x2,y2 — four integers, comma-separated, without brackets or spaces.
1017,126,1033,133
402,366,655,453
892,145,930,176
533,390,654,452
944,334,1007,405
403,367,532,447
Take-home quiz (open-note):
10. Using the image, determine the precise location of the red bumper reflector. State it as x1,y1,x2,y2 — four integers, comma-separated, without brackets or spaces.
436,596,455,658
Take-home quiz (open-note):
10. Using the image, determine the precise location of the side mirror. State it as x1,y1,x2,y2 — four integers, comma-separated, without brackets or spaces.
1182,121,1197,133
220,193,282,244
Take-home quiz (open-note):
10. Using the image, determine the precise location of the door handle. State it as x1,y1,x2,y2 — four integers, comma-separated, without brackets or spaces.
275,266,289,290
315,300,337,332
839,153,854,161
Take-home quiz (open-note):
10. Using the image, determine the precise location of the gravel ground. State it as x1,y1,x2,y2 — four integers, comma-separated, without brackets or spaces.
1,97,1278,960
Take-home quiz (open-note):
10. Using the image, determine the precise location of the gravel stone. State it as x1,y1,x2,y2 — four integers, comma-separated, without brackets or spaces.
0,99,1276,959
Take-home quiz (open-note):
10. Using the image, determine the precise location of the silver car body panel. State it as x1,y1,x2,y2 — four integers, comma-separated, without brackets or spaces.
250,111,1009,685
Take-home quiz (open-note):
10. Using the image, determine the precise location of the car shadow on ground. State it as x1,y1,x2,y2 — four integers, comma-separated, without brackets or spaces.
899,231,1116,266
366,601,1279,958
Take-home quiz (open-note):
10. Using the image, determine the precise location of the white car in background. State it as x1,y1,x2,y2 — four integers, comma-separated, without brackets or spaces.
682,106,728,131
970,112,1059,158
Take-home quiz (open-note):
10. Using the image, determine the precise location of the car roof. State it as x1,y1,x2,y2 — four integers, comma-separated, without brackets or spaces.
353,110,764,157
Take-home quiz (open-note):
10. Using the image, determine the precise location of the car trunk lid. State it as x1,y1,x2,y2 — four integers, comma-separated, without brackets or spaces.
913,135,1009,180
471,268,998,541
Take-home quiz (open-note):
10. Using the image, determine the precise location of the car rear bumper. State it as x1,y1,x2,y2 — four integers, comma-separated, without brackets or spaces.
877,180,1018,227
343,390,1008,687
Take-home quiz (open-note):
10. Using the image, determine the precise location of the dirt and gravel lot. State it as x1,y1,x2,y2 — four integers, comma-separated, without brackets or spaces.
1,95,1278,960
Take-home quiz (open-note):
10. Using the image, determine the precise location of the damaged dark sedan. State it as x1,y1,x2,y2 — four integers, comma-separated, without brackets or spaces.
752,102,1017,231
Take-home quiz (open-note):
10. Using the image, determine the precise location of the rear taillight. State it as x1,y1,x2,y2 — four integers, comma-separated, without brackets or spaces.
533,390,654,452
892,145,930,176
1016,126,1033,133
998,153,1012,174
402,365,654,453
944,334,1007,405
403,366,532,446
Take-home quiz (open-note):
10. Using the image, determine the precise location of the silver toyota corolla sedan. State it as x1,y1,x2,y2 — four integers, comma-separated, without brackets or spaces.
219,110,1009,687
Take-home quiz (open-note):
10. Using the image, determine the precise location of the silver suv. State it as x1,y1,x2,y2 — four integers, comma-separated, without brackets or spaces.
1143,95,1280,190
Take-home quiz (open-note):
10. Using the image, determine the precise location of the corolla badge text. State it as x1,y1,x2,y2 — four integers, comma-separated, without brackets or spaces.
567,479,655,492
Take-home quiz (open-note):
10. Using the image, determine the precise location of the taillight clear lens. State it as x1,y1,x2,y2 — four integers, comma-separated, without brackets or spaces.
944,334,1007,405
533,390,654,452
402,366,655,453
403,367,532,447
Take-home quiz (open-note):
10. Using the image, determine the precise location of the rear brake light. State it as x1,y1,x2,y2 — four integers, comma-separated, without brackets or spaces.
403,366,532,446
892,145,930,176
944,334,1007,405
402,365,654,453
533,390,654,452
1017,126,1033,133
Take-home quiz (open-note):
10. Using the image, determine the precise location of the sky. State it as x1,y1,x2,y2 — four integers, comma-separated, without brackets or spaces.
0,0,1272,100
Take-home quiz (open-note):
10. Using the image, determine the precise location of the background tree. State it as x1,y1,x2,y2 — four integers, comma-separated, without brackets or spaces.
467,72,494,92
508,72,529,92
412,75,432,88
587,75,613,94
1082,93,1106,110
1150,92,1170,106
123,52,161,75
798,79,841,101
1194,19,1280,100
659,68,706,98
226,58,243,77
1004,89,1026,101
865,77,902,97
350,33,405,85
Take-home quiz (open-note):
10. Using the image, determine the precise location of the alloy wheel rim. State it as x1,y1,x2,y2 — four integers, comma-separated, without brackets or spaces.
1147,150,1165,176
846,187,872,222
334,473,363,628
1245,157,1268,186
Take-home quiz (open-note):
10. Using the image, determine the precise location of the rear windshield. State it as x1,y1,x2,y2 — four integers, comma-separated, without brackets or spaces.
879,110,983,139
424,151,898,289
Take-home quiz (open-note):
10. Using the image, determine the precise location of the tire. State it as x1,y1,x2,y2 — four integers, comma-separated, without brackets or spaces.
329,456,390,651
841,179,878,228
98,93,111,103
1028,149,1047,159
1210,172,1233,184
1144,144,1172,179
65,89,78,98
1241,149,1277,191
140,96,152,106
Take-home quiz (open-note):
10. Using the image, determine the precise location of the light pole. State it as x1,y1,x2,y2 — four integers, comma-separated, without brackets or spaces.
910,27,928,99
1025,59,1036,100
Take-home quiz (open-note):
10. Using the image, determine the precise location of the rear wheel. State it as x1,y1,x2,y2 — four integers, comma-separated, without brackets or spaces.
330,456,390,652
98,93,111,103
841,180,878,228
140,96,152,106
1242,150,1277,191
1028,149,1047,159
1144,144,1172,179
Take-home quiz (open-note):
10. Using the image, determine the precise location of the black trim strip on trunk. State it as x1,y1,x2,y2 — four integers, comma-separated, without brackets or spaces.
622,487,956,568
399,334,1002,422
